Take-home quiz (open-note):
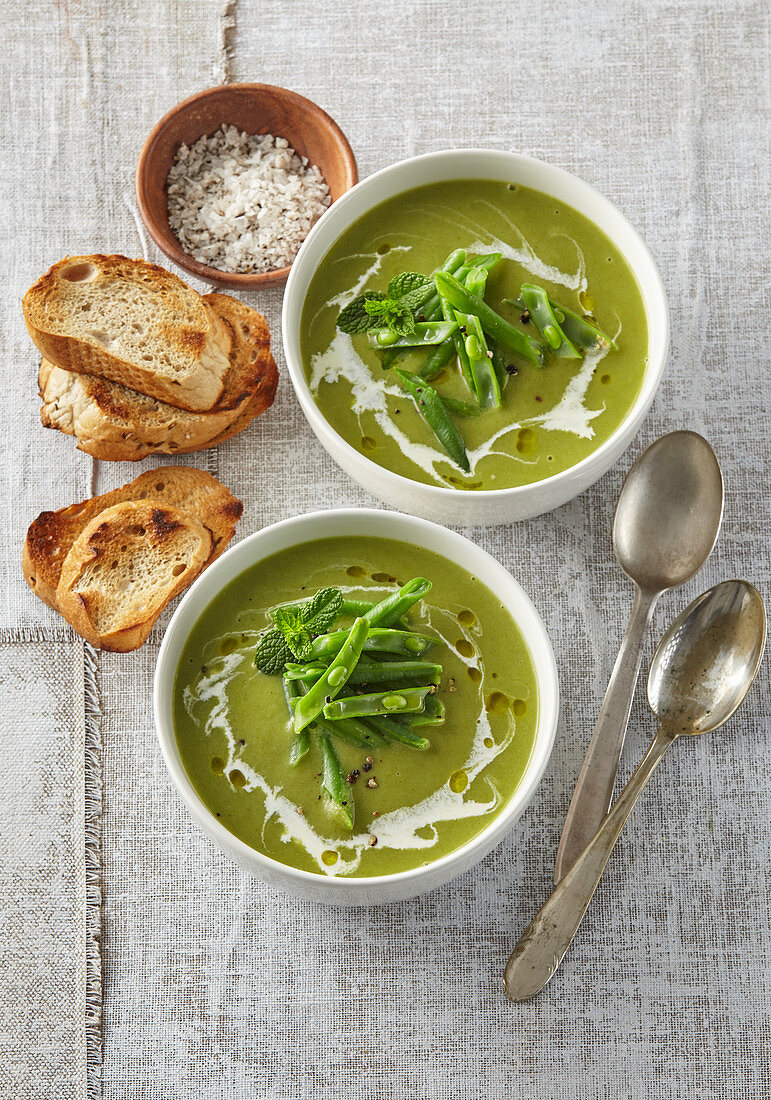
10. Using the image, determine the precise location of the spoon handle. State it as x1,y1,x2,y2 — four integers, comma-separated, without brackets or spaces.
504,725,674,1002
554,586,659,882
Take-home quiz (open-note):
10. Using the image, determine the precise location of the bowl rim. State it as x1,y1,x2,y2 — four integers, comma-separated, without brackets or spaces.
153,507,560,894
282,147,669,501
135,82,359,289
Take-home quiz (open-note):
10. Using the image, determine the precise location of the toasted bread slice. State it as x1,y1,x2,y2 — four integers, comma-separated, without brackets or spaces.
23,467,242,609
55,501,212,651
37,294,277,460
23,255,232,411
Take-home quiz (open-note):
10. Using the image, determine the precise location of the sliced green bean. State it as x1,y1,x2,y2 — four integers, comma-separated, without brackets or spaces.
465,264,489,298
312,715,388,749
284,679,310,765
368,321,458,349
338,599,410,631
364,577,431,628
438,287,475,392
520,283,580,358
551,301,617,351
417,337,456,381
315,729,354,829
489,339,509,391
403,694,446,726
364,716,430,751
323,686,431,720
288,658,441,687
310,627,436,661
351,659,442,685
284,662,327,683
435,272,545,365
454,311,501,408
394,368,470,472
441,396,483,418
293,618,369,733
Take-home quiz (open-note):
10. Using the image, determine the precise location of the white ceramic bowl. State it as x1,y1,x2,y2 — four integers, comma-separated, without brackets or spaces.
154,508,559,906
283,149,669,526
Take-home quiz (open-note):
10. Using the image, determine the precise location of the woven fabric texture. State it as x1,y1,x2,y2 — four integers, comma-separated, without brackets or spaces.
0,1,769,1098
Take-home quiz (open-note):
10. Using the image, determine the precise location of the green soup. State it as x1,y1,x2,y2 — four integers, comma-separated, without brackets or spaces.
301,179,648,490
173,537,539,878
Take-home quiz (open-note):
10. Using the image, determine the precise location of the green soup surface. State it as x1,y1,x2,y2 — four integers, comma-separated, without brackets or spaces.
173,537,540,878
302,179,648,490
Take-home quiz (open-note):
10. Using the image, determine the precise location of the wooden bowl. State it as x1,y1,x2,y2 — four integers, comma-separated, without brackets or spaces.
135,84,358,291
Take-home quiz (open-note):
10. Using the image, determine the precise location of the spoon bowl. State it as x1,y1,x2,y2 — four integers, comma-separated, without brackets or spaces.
613,430,724,593
648,580,767,735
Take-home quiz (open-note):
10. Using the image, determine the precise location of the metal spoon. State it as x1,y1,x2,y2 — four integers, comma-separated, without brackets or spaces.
554,431,724,882
505,580,766,1002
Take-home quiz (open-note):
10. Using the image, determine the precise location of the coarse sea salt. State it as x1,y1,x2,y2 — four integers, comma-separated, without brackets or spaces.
166,124,331,274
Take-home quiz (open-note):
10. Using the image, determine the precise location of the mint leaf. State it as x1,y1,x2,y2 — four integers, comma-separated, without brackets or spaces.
254,629,292,675
270,605,310,660
337,291,386,335
387,272,433,304
269,588,344,660
391,309,416,336
364,297,416,335
363,297,395,319
304,587,343,634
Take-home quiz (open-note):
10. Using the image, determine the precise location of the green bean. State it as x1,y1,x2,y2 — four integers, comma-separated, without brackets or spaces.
520,284,580,358
284,662,327,683
310,627,436,661
454,311,501,407
364,577,431,628
550,300,617,351
489,339,509,391
312,715,388,749
441,396,484,418
465,264,489,298
340,597,375,617
418,248,468,320
364,716,430,751
368,321,458,349
284,679,311,765
438,287,475,392
338,599,410,631
403,694,446,726
435,272,545,365
394,368,471,472
352,659,442,685
315,728,354,829
417,337,456,381
293,617,369,733
287,658,441,687
323,686,431,720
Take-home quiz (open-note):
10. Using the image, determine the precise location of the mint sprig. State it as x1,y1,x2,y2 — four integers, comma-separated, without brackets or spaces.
336,273,433,337
255,587,343,672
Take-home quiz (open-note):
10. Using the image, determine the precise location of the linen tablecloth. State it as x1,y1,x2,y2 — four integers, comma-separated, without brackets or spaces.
1,2,769,1097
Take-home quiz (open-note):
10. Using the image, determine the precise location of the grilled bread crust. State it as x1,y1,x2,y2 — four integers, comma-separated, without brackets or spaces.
55,500,212,651
23,255,233,411
23,467,243,609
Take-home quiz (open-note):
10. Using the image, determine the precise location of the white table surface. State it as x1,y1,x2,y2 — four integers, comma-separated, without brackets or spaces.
1,2,769,1097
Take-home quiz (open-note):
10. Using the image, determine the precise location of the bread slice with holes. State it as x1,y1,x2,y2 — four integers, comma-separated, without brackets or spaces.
23,255,232,411
55,500,213,651
23,467,242,609
37,293,278,460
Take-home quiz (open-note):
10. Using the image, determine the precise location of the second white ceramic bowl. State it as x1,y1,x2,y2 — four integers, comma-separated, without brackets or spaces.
154,508,559,906
283,149,669,526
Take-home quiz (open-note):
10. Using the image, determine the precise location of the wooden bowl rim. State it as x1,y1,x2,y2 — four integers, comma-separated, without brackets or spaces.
135,82,358,290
